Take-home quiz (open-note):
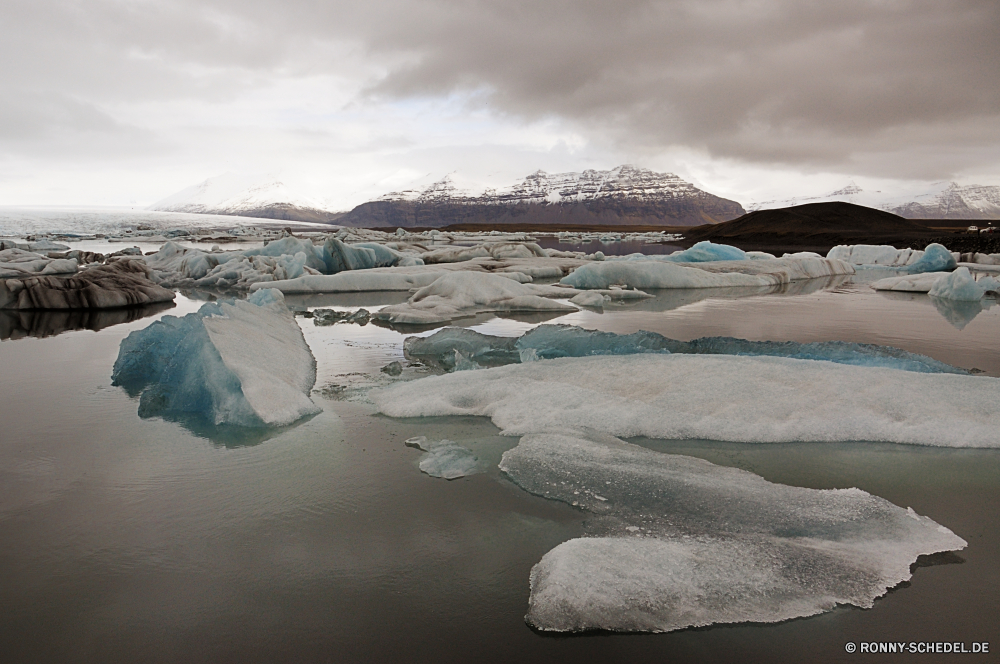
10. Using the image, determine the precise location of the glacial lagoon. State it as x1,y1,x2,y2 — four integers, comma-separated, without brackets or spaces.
2,238,999,662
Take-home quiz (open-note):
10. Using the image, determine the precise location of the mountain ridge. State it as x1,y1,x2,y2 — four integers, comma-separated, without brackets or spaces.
748,181,1000,220
338,165,746,227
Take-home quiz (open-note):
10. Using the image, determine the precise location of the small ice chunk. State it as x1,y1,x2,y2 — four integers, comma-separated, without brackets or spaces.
380,361,403,376
569,291,609,308
406,438,479,479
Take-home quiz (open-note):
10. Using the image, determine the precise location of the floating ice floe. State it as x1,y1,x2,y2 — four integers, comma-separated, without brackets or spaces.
371,354,1000,446
502,432,965,633
372,272,578,325
873,267,1000,301
404,436,479,479
1,259,175,310
827,243,957,274
0,239,71,253
561,256,854,290
112,288,320,427
402,324,964,374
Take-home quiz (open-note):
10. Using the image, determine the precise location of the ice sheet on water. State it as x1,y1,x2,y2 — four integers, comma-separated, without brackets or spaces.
560,256,854,290
501,432,965,633
371,354,1000,446
112,288,320,428
402,324,966,374
404,436,479,479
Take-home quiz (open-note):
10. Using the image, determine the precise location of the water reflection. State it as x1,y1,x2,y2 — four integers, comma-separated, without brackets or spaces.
160,411,321,448
0,302,175,341
877,290,997,331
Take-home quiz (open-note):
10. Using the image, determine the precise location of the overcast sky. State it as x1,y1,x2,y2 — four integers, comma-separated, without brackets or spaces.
1,0,998,209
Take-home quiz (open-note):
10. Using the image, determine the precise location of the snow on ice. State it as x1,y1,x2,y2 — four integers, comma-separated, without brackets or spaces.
371,354,1000,446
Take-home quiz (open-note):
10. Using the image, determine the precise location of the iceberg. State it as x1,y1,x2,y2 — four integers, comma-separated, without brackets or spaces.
404,436,479,479
612,241,747,263
560,256,854,290
568,291,609,308
0,248,78,278
373,272,577,325
402,324,966,374
144,237,425,290
871,272,951,293
828,243,956,274
928,267,991,301
874,268,1000,302
1,260,175,310
503,432,965,633
112,288,320,427
905,243,958,273
371,354,1000,446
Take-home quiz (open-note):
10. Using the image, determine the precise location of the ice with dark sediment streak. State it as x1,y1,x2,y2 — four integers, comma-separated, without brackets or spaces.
403,324,967,374
371,354,1000,446
501,432,966,633
1,259,175,310
112,288,320,428
404,436,479,479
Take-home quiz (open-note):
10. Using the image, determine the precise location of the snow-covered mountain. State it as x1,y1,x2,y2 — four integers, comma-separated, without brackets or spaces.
346,166,745,227
380,165,720,206
151,174,344,224
747,181,1000,219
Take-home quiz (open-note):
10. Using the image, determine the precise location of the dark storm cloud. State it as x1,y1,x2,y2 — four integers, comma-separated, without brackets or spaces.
3,0,999,177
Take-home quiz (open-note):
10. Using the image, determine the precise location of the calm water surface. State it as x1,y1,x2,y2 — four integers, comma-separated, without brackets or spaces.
1,261,999,663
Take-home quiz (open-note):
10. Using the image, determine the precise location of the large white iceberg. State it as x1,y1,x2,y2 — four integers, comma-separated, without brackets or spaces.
371,354,1000,446
560,256,854,290
828,243,956,274
112,288,320,427
873,267,1000,302
504,432,965,633
928,267,999,301
372,272,577,325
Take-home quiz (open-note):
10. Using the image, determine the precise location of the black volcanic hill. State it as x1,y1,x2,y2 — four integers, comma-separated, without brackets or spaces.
683,202,942,253
336,166,745,228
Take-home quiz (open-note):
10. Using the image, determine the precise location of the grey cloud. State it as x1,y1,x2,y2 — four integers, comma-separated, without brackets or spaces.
2,0,999,178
